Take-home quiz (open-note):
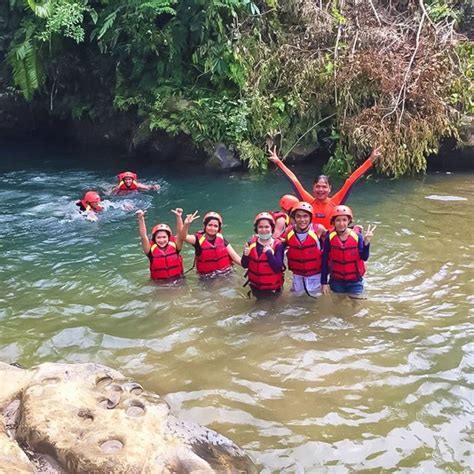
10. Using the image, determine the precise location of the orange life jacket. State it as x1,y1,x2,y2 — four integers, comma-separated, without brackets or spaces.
285,225,322,276
194,231,232,274
149,241,183,280
328,230,365,281
247,236,284,291
117,180,138,191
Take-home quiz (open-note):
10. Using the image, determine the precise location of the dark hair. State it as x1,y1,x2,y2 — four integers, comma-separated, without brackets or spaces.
204,217,222,231
313,175,332,186
254,219,275,234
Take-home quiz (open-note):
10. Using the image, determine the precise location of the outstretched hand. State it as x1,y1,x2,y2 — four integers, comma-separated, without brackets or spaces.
364,224,377,244
184,210,200,225
136,209,145,218
267,145,280,163
369,146,382,161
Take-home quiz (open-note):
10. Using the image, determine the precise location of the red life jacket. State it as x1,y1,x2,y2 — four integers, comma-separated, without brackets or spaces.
285,225,322,276
117,180,138,191
149,241,183,280
195,231,232,274
271,211,290,239
328,230,365,281
247,236,284,291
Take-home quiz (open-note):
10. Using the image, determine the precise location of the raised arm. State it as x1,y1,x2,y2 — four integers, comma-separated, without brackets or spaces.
226,244,242,266
136,210,151,254
171,208,184,251
332,146,382,205
136,183,161,191
180,210,200,245
268,146,313,202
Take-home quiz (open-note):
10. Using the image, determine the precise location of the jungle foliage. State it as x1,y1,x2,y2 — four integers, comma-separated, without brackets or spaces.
1,0,472,174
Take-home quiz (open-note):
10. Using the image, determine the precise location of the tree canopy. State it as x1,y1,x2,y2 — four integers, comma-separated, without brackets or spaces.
1,0,472,174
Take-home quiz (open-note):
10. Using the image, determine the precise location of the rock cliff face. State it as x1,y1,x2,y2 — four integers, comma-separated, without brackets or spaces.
0,362,257,473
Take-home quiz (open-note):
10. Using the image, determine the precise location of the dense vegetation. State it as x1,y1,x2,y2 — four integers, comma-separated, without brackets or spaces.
1,0,472,174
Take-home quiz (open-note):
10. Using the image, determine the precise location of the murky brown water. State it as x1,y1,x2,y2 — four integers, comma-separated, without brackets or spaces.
1,146,472,471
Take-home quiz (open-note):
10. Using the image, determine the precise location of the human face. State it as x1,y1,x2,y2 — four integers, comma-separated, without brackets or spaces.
333,215,350,233
294,210,311,231
124,177,133,187
205,219,220,236
154,231,170,247
312,178,331,202
257,220,273,235
89,200,101,210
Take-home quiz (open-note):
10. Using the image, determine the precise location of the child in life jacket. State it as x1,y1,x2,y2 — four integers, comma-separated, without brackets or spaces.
282,201,325,297
178,210,241,278
242,212,285,299
113,171,160,193
136,209,184,281
272,194,299,239
321,205,376,299
76,191,103,222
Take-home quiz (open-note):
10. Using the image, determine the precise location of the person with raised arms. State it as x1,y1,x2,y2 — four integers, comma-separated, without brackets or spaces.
268,146,382,229
178,209,241,278
136,209,184,282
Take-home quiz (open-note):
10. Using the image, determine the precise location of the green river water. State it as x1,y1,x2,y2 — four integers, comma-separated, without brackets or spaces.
1,142,473,472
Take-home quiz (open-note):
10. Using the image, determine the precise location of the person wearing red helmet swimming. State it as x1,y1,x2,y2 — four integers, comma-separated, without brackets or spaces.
76,191,103,222
136,208,184,281
282,201,325,297
242,212,285,299
113,171,161,193
321,205,376,298
178,210,241,278
271,194,299,239
268,146,382,229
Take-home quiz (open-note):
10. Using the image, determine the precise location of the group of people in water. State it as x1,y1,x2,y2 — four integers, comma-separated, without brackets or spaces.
77,147,381,299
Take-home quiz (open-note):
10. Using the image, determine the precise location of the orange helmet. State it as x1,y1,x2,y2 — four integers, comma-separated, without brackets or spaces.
83,191,101,204
254,212,275,231
117,171,137,181
152,223,172,237
203,211,223,228
291,201,313,218
279,194,299,213
330,205,353,223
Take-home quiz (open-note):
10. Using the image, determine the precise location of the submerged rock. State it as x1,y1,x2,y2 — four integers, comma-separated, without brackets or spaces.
0,362,257,473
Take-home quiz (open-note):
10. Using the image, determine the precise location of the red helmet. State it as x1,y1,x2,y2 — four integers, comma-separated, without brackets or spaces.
254,212,275,231
152,223,172,237
117,171,138,181
203,211,223,227
279,194,299,213
83,191,101,204
291,201,313,218
330,205,353,223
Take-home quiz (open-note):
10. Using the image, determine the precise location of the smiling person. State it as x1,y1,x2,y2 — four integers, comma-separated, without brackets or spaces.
136,209,184,282
282,202,324,298
242,212,285,299
268,146,382,229
321,205,376,299
113,171,161,193
178,210,241,278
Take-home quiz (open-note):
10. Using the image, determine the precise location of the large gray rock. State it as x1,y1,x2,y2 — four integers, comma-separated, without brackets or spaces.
0,362,257,473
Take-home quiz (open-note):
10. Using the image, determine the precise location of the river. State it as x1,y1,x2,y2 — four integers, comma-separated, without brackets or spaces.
1,141,472,472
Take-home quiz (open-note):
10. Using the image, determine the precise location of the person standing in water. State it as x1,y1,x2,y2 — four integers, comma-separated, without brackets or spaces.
136,209,184,281
268,146,382,229
282,202,324,298
113,171,160,193
271,194,299,239
242,212,285,299
178,210,241,278
321,205,376,299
